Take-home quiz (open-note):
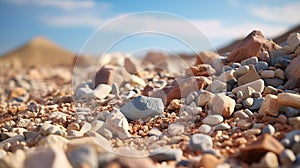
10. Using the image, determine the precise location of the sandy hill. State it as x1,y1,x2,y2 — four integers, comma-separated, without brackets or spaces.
217,24,300,55
0,36,76,67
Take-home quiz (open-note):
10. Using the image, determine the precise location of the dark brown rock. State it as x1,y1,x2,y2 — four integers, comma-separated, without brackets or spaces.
240,134,284,163
94,65,130,87
227,30,279,62
150,76,211,105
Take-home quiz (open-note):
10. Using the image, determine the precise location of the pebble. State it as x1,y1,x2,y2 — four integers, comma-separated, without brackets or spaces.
120,95,164,121
234,65,249,77
106,110,131,139
249,98,264,111
232,79,264,95
197,90,215,107
252,91,262,98
264,78,284,87
197,154,221,168
28,101,38,112
237,119,252,130
233,110,249,119
262,124,275,135
263,86,278,95
150,148,183,162
278,93,300,109
67,145,98,168
149,127,162,137
186,93,195,105
252,123,265,129
287,32,300,51
189,133,213,152
261,70,275,78
111,82,120,95
93,84,112,99
237,64,260,86
99,128,113,140
279,149,296,166
251,152,279,168
202,115,224,125
198,124,212,134
167,123,185,136
241,56,258,66
244,109,254,116
207,80,227,93
75,87,94,99
243,98,254,108
214,123,230,131
79,122,92,134
255,61,269,71
212,94,236,118
275,69,285,79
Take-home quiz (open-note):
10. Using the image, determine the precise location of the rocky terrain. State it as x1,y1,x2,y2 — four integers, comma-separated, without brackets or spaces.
0,30,300,168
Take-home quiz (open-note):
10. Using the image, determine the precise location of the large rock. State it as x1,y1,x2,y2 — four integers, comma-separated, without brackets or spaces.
232,79,264,94
227,30,279,62
120,96,164,121
195,51,222,65
106,110,131,139
189,133,213,152
94,65,130,87
240,134,284,163
285,55,300,86
150,76,211,105
260,94,279,116
212,94,236,118
278,93,300,109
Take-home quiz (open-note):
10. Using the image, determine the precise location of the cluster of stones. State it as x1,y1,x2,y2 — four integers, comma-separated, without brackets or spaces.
0,31,299,167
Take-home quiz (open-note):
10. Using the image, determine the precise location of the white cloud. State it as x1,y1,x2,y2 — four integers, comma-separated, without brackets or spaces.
250,1,300,24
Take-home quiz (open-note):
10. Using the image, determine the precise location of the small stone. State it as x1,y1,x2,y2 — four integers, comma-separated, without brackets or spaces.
279,149,296,166
130,75,146,87
99,128,113,140
214,123,230,131
106,110,131,139
287,32,300,51
93,84,112,99
67,145,98,168
189,133,213,152
288,117,300,129
197,91,215,107
263,86,278,95
111,83,120,95
149,127,162,137
168,123,185,136
278,93,300,109
115,156,155,168
198,124,212,134
252,91,262,98
124,57,139,75
262,124,275,135
251,152,279,168
260,94,279,116
212,94,236,118
237,119,252,130
207,80,227,93
94,65,130,87
28,102,38,112
186,64,216,77
241,134,284,163
67,123,80,131
264,78,284,87
241,56,258,66
150,148,183,162
243,98,254,108
38,134,68,149
233,110,249,119
237,90,243,99
202,115,223,125
232,79,264,94
75,87,94,99
249,98,264,111
261,70,275,78
237,64,260,86
185,93,195,105
277,114,288,124
197,154,221,168
234,65,249,77
8,87,27,99
244,109,254,116
255,61,269,71
79,122,92,134
259,51,270,62
167,99,181,110
275,69,285,79
120,95,164,121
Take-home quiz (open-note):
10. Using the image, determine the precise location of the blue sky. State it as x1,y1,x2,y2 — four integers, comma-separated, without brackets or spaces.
0,0,299,56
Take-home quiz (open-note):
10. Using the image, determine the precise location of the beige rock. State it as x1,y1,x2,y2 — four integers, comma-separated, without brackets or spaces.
93,84,112,99
38,134,68,150
227,30,279,62
67,135,108,154
9,87,27,99
261,70,275,78
197,91,215,106
278,93,300,109
25,147,72,168
0,149,26,168
260,94,279,116
232,79,264,94
130,75,146,87
237,64,260,86
287,32,300,52
285,55,300,81
195,51,221,65
197,154,221,168
212,94,236,118
252,152,279,168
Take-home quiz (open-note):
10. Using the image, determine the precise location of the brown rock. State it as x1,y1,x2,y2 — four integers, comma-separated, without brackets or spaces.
185,64,215,77
285,55,300,83
237,64,260,86
150,76,211,105
197,154,221,168
260,94,279,116
227,30,279,62
278,93,300,109
232,79,264,94
143,51,168,65
240,134,284,163
195,51,221,65
114,157,155,168
9,87,27,99
124,57,140,75
94,65,130,87
212,94,236,118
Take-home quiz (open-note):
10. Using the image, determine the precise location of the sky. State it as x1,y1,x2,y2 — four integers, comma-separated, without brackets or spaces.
0,0,300,56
